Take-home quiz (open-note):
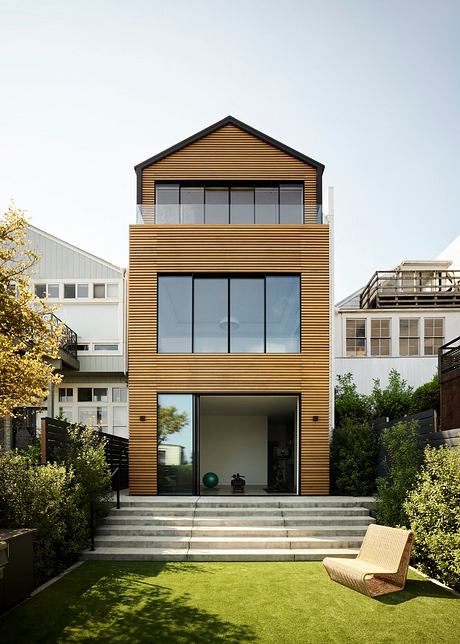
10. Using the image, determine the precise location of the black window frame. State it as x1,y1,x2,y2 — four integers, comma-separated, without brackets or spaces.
155,181,304,225
157,273,301,355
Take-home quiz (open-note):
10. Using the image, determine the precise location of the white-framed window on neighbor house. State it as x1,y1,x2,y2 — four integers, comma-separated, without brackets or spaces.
424,318,444,355
93,283,119,299
346,319,366,356
35,283,59,298
78,407,108,430
58,387,73,403
399,318,419,356
370,319,391,356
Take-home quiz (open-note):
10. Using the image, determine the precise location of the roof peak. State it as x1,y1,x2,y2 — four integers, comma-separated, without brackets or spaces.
134,116,325,173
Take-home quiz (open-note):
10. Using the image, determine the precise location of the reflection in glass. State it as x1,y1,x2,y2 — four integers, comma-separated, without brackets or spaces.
158,276,192,352
266,276,300,352
280,185,303,224
156,184,180,224
230,278,264,352
158,394,194,494
230,188,254,223
181,187,204,224
194,278,228,352
205,188,229,224
255,187,278,223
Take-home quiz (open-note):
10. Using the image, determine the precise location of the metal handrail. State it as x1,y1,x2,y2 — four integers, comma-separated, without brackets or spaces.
89,467,121,552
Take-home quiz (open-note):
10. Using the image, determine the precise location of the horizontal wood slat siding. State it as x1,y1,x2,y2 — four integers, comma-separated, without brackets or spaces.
141,124,317,223
129,225,330,495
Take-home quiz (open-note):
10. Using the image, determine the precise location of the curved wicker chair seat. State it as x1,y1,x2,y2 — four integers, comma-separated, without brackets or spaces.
323,523,414,597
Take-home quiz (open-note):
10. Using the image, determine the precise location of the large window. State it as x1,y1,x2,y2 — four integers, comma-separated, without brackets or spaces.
400,319,419,356
346,319,366,356
424,318,444,355
155,183,304,224
158,275,300,353
370,319,391,356
158,276,193,352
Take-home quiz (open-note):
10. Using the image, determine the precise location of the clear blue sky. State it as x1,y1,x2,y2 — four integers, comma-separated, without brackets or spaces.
1,0,459,299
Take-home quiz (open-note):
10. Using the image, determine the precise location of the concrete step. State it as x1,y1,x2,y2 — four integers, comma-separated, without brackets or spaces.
93,535,364,550
97,525,370,538
103,515,374,528
82,547,360,562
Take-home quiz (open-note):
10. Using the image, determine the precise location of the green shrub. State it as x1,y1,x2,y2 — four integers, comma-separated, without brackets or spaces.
375,420,423,527
410,374,440,415
404,445,460,591
0,425,111,586
330,420,378,495
52,424,111,517
0,451,86,585
334,373,372,426
370,370,413,421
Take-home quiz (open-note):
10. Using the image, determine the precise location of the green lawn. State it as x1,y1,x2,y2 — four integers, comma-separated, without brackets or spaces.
1,561,459,643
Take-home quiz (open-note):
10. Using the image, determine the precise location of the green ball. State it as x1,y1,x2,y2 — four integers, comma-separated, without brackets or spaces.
202,472,219,488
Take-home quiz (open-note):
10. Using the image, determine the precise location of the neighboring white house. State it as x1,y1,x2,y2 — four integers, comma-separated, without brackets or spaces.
28,226,128,437
334,236,460,394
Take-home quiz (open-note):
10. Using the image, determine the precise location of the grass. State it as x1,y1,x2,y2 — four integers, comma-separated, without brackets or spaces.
1,562,459,643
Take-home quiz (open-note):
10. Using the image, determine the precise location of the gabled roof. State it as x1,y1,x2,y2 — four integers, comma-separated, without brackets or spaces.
335,287,365,310
29,225,124,274
134,115,325,172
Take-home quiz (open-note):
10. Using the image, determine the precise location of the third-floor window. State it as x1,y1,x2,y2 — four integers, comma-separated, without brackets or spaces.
158,274,300,353
155,183,304,224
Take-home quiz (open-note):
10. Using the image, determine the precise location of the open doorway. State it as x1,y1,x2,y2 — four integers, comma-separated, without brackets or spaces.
199,395,298,495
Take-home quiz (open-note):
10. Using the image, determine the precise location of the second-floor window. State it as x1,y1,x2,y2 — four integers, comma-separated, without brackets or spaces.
399,319,419,356
158,274,300,353
346,319,366,356
424,318,444,355
155,183,304,225
370,319,391,356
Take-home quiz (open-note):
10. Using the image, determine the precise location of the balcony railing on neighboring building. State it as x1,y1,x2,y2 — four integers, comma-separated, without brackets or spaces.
136,204,324,225
48,313,78,360
439,335,460,375
360,270,460,309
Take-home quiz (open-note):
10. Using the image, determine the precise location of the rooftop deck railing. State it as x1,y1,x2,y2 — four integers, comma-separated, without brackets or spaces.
136,204,323,225
360,270,460,309
439,335,460,375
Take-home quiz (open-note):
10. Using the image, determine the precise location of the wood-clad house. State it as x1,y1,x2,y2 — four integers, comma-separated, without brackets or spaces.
129,116,330,495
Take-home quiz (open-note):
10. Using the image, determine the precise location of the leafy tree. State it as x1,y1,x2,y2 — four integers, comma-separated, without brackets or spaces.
370,369,413,420
158,405,188,442
334,373,372,426
375,420,423,527
410,373,440,415
0,206,62,416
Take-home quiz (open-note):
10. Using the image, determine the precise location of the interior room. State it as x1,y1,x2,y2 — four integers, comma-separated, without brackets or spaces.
199,395,298,495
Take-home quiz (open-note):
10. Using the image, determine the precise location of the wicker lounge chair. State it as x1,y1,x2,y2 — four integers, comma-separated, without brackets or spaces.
323,523,414,597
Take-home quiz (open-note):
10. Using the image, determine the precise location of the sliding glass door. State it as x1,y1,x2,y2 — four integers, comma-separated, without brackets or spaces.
158,394,194,494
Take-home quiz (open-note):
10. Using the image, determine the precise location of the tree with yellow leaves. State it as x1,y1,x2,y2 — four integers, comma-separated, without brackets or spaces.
0,206,62,417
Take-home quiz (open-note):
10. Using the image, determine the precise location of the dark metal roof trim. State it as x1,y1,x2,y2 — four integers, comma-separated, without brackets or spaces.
134,115,325,173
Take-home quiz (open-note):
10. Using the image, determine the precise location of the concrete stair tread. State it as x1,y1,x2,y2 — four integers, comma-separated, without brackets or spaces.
82,547,360,561
99,525,370,534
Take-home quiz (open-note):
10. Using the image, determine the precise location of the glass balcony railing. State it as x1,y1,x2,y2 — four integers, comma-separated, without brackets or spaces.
136,204,323,225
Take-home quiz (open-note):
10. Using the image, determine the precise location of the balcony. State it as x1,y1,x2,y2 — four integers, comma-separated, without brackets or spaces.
48,313,79,370
360,270,460,309
439,335,460,375
136,203,323,225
